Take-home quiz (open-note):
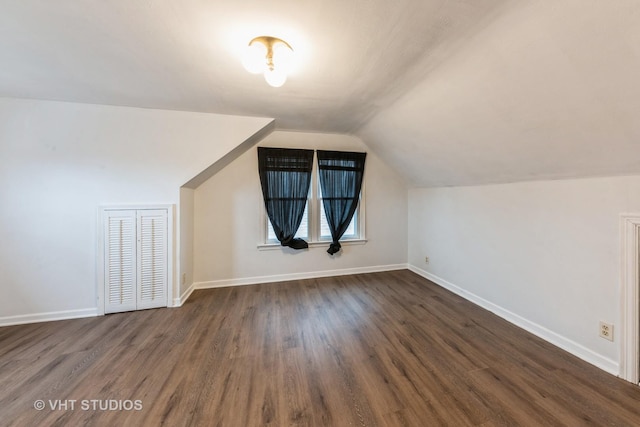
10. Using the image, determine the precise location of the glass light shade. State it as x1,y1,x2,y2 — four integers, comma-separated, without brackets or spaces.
272,42,294,70
264,67,287,87
242,42,268,74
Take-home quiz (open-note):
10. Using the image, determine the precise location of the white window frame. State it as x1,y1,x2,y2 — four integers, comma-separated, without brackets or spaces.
259,162,366,249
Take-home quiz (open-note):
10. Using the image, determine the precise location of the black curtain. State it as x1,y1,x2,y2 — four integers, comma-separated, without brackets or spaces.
317,150,367,255
258,147,314,250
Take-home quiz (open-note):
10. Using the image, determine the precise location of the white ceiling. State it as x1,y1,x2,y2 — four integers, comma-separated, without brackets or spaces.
2,0,639,187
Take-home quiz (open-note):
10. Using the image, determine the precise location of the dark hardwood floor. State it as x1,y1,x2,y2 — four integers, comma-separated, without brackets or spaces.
2,270,640,426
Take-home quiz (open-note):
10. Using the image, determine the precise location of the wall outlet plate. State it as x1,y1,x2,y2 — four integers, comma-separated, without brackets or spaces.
599,321,613,341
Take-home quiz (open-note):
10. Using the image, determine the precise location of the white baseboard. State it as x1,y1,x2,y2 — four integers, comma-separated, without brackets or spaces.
408,265,619,376
194,263,409,290
172,283,195,307
0,308,98,328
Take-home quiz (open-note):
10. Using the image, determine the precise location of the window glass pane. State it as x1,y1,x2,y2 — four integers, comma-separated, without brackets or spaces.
267,203,308,241
319,202,356,239
320,204,331,238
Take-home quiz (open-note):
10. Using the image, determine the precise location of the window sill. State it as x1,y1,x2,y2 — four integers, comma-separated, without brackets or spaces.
257,239,368,251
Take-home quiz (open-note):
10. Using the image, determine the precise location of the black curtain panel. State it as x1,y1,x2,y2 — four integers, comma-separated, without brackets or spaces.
258,147,314,250
317,150,367,255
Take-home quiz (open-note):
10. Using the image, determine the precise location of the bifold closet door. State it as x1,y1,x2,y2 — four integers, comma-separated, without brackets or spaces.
104,209,168,314
105,210,137,313
136,209,168,310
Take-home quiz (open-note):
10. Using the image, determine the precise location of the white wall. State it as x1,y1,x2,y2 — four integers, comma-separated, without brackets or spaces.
408,175,640,374
193,131,408,285
178,187,195,303
0,97,271,323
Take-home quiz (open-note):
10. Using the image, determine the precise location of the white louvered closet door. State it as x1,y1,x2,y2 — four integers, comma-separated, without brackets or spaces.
104,208,168,313
105,210,137,313
136,209,167,310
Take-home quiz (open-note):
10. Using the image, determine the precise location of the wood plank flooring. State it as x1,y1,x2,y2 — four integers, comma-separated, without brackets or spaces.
2,270,640,426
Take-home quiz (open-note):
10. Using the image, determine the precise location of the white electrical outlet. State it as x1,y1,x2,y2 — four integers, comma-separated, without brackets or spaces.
599,321,613,341
425,256,429,264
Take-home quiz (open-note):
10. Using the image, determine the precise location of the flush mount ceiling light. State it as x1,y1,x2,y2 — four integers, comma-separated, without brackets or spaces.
242,36,294,88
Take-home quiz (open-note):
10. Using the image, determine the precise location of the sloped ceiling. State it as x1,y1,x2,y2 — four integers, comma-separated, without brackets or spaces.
1,1,639,187
360,1,640,186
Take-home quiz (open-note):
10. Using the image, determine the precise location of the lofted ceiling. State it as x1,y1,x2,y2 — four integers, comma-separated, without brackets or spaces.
1,0,639,187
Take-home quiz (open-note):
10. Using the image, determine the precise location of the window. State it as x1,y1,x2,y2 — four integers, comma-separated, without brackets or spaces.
318,181,357,240
263,161,364,246
316,150,366,254
258,147,314,250
267,203,309,241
